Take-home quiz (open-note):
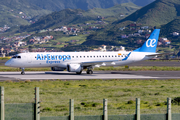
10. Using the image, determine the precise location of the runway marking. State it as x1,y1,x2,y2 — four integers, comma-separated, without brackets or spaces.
0,71,159,80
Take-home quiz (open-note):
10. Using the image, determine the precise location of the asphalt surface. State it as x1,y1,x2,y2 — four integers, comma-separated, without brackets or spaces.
130,60,180,66
0,71,180,81
1,60,180,81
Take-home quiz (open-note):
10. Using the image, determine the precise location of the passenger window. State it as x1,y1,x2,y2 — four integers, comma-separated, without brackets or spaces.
87,56,89,58
99,56,101,57
84,56,85,58
17,56,21,58
80,56,82,58
94,56,95,58
72,56,74,58
76,56,78,58
109,56,110,57
97,56,98,58
35,56,36,58
112,55,113,57
105,56,107,57
90,56,92,58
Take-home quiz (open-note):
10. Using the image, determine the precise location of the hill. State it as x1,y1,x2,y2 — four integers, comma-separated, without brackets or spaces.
116,0,180,26
80,0,180,49
25,0,153,11
0,0,151,27
161,17,180,36
0,0,52,27
18,9,95,32
83,3,140,17
18,3,140,32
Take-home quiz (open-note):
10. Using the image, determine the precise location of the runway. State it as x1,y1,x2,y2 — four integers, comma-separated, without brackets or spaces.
0,71,180,81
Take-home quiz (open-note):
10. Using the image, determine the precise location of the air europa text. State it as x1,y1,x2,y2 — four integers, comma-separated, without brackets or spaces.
36,54,71,61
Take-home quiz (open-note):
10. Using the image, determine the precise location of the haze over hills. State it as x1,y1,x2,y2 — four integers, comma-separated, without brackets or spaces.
0,0,148,27
24,0,154,11
116,0,180,26
83,2,140,17
18,3,140,32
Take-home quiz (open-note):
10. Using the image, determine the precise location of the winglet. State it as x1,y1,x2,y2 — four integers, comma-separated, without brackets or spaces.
133,29,160,53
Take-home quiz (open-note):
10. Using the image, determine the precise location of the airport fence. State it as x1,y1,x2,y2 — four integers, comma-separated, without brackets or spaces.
1,86,180,120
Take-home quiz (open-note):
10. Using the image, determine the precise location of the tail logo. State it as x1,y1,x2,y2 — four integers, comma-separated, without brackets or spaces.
146,39,156,47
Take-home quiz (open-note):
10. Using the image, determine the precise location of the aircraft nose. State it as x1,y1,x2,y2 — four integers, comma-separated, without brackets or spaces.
5,60,11,66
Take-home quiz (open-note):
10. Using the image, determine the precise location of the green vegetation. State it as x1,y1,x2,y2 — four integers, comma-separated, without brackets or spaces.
120,0,180,26
0,57,10,60
0,0,52,26
83,3,140,18
2,79,180,116
18,3,140,33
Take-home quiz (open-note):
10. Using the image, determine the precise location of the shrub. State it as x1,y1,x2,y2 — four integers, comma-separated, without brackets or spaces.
64,82,70,85
172,97,180,105
42,107,52,112
127,100,134,104
154,92,160,95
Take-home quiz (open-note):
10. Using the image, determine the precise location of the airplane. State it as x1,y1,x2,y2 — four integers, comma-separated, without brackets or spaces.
5,29,161,75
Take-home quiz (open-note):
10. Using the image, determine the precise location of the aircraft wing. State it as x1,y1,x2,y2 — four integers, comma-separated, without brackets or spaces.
146,52,173,57
80,60,119,67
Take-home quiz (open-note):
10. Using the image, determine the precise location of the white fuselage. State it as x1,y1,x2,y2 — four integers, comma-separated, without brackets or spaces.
5,51,155,68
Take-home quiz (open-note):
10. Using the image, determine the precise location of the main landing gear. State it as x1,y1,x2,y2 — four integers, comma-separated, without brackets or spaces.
86,67,93,74
20,68,25,75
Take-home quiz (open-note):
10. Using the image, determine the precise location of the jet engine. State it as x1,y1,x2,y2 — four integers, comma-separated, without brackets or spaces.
51,67,66,71
67,64,82,72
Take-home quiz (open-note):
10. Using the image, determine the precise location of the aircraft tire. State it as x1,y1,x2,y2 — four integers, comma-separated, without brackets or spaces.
76,71,82,75
89,70,93,74
21,72,25,75
87,70,93,74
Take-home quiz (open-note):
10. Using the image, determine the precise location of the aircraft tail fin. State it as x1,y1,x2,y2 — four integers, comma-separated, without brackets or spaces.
133,29,160,53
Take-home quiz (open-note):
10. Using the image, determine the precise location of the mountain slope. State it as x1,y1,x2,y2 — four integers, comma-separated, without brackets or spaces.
0,0,52,26
18,3,140,32
19,9,94,32
116,0,180,26
83,2,140,17
161,17,180,35
21,0,153,11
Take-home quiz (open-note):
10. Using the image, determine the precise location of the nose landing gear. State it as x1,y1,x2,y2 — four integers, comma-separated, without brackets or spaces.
20,68,25,75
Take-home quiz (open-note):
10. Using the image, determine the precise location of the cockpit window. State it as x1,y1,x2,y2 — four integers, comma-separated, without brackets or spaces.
12,56,21,59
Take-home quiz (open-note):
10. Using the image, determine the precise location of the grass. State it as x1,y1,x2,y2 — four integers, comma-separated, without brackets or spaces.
1,79,180,116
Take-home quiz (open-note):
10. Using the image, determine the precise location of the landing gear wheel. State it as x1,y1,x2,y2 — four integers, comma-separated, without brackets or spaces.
86,70,93,74
21,72,25,75
76,71,82,75
20,68,25,75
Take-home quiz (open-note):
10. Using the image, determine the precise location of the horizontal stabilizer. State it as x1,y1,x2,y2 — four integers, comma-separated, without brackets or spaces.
146,52,173,57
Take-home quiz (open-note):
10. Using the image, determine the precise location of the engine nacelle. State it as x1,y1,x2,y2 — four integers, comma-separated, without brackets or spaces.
67,64,82,72
51,67,66,71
